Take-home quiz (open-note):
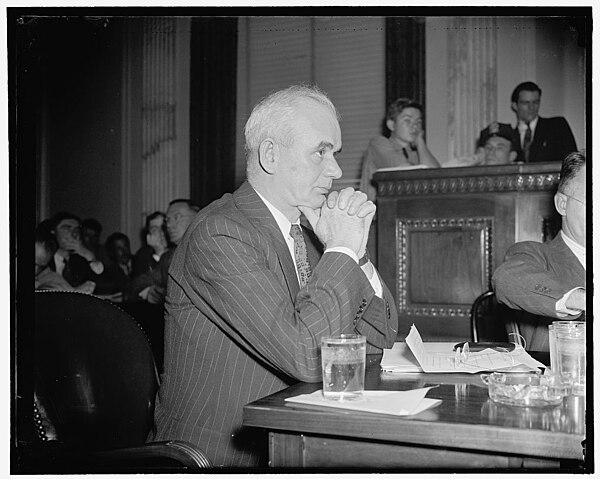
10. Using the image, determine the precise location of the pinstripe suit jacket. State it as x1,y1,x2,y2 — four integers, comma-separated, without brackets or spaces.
150,181,398,467
492,233,585,351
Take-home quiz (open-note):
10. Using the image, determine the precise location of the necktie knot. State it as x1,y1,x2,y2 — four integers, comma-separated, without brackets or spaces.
290,224,312,288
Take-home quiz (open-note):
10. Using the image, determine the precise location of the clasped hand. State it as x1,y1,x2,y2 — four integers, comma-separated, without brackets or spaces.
300,187,375,258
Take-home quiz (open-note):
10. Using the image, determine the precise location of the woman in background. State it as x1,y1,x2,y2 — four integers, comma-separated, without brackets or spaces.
360,98,440,201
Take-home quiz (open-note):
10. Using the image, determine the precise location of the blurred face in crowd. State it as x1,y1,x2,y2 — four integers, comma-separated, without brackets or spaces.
35,242,52,276
148,215,168,248
165,203,196,245
512,90,541,124
387,107,422,145
483,136,517,165
555,167,586,247
272,98,342,218
54,219,81,251
81,227,100,251
108,238,131,265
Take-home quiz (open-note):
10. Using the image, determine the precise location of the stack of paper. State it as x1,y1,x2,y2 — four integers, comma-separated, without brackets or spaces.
285,387,441,416
382,325,545,374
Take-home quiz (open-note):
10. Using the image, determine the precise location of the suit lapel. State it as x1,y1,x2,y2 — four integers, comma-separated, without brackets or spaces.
529,117,546,160
234,181,300,301
548,233,586,287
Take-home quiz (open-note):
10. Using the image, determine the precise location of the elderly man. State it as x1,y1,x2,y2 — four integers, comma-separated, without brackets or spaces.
131,199,199,304
492,151,586,351
150,85,398,467
478,81,577,163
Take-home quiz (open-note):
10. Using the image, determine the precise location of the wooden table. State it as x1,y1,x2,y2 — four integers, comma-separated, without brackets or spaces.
243,356,586,470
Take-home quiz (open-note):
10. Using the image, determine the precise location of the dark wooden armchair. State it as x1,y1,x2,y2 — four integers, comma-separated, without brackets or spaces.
470,290,523,346
24,290,212,473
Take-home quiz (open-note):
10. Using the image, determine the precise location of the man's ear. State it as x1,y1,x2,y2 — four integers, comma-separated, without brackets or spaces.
509,151,517,163
257,138,277,175
554,192,568,216
386,118,396,132
511,102,518,114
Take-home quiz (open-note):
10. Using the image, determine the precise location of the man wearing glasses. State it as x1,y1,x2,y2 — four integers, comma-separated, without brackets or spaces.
492,151,586,351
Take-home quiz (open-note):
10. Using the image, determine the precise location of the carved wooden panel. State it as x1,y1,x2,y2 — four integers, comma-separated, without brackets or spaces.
378,172,560,197
396,217,493,317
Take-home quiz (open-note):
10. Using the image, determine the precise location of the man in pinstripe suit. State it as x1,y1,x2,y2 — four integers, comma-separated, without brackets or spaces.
150,85,399,467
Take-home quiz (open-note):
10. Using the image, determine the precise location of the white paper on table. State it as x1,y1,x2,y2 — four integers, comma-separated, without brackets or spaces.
381,325,544,374
285,387,441,416
375,164,430,173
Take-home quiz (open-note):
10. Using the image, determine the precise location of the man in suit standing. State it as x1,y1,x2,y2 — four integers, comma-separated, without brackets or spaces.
492,151,586,351
150,85,399,467
478,81,577,163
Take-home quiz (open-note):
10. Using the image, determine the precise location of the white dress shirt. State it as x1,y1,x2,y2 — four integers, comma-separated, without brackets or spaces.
517,116,539,148
555,231,585,317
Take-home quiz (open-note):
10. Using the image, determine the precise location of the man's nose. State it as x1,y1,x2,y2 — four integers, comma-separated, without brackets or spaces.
325,157,343,179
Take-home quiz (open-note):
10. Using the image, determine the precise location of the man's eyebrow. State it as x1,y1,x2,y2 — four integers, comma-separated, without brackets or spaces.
315,140,341,153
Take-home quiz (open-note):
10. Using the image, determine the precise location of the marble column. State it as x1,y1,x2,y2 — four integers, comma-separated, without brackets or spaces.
447,17,497,160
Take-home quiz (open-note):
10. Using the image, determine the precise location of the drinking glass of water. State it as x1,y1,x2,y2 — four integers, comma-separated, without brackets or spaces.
321,334,366,401
555,324,586,396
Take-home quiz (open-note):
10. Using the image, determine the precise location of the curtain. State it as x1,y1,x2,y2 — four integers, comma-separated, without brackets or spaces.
190,17,238,208
385,17,426,108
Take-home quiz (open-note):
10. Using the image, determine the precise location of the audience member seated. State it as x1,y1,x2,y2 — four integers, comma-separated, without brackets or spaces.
49,211,104,288
132,211,169,278
131,199,199,304
478,81,577,163
94,232,135,302
35,222,95,293
360,97,440,201
444,123,518,167
81,217,110,266
492,151,586,351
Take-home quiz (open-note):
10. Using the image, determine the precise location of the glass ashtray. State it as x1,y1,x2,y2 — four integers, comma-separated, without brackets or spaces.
480,372,566,407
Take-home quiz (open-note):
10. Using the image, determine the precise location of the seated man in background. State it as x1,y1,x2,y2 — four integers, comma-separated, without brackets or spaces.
478,81,577,163
35,221,95,292
360,97,440,200
94,232,135,302
150,84,398,467
49,212,104,289
131,199,199,304
132,211,169,278
444,123,518,167
81,217,110,266
492,151,586,351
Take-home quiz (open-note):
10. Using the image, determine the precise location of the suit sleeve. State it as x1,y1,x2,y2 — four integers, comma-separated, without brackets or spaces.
492,242,575,318
173,216,397,383
555,117,577,162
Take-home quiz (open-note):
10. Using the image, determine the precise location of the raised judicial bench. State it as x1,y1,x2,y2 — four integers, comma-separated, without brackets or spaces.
373,162,562,341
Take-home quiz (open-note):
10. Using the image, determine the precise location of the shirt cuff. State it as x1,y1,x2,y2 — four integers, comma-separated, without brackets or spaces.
138,286,151,301
555,287,585,316
325,246,359,263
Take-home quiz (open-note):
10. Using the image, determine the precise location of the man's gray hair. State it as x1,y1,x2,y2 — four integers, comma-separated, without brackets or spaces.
244,84,339,175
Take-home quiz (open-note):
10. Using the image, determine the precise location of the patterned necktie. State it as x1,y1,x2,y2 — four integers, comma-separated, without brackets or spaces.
289,224,312,287
523,123,532,162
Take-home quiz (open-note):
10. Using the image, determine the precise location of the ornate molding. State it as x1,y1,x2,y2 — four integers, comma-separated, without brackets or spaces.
396,216,493,317
378,172,559,197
